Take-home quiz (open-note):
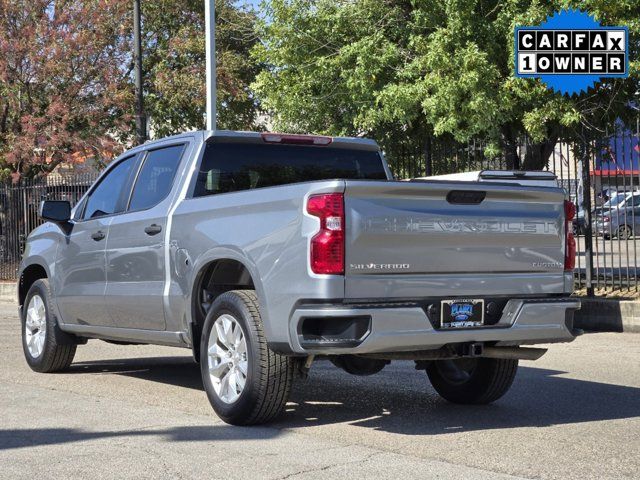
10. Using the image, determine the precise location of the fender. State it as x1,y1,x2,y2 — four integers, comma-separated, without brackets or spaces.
17,258,85,346
17,256,53,303
187,245,271,341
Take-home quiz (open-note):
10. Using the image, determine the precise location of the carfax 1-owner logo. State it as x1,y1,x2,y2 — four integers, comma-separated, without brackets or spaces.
515,9,629,95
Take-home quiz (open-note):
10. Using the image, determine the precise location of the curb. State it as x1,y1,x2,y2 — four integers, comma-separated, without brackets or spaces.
574,298,640,333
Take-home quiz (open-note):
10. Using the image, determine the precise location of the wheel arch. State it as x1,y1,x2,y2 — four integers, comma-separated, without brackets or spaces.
18,262,50,307
18,262,85,347
189,252,265,361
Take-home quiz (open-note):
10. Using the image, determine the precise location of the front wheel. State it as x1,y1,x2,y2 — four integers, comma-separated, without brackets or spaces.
21,279,76,373
200,290,294,425
426,357,518,404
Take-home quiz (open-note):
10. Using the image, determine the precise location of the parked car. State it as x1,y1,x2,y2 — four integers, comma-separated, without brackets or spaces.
572,206,586,235
594,191,640,239
596,188,625,206
18,130,581,425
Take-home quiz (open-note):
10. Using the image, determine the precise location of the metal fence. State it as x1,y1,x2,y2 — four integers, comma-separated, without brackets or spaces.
383,136,510,179
383,122,640,296
3,125,640,295
569,122,640,295
0,174,97,280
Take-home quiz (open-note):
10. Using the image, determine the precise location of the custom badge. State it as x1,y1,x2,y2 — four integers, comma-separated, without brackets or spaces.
515,9,628,95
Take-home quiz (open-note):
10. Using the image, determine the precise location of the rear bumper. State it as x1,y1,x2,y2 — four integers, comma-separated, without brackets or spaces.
285,298,581,355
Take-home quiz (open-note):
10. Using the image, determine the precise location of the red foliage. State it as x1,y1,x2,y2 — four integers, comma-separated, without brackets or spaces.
0,0,134,179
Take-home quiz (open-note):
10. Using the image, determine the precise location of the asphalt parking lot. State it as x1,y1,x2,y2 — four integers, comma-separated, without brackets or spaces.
1,304,638,480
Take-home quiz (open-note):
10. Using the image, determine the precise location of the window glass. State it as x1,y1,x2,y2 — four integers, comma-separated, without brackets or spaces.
129,144,185,211
604,193,626,207
194,141,387,197
83,156,136,220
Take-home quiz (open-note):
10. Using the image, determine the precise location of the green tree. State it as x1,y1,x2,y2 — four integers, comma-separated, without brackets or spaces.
142,0,262,137
253,0,640,169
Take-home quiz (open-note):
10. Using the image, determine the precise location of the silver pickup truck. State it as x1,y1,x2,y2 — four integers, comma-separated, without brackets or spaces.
18,130,581,425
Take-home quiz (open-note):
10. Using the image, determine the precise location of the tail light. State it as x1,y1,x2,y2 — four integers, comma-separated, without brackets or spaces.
564,200,576,271
307,193,344,275
603,216,610,222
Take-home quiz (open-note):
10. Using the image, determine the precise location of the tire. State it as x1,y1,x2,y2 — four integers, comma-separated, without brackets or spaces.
617,224,632,240
200,290,294,425
426,357,518,404
21,279,76,373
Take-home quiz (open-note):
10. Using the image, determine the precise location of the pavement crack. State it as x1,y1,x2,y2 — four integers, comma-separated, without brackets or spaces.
274,451,382,480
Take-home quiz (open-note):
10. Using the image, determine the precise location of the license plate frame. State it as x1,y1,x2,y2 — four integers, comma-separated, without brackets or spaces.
440,299,485,329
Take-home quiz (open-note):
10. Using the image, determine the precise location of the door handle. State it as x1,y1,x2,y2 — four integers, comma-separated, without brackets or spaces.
144,224,162,236
91,230,105,241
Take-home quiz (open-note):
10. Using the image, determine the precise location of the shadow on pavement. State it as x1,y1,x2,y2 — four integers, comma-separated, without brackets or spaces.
0,425,280,451
21,355,640,439
68,356,204,390
278,361,640,435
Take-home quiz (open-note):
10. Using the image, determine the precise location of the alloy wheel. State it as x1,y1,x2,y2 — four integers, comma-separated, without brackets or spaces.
618,225,632,240
25,294,46,358
207,314,248,404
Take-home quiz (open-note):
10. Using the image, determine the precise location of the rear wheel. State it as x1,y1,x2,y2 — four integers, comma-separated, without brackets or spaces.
617,224,632,240
21,279,76,373
426,357,518,404
200,290,294,425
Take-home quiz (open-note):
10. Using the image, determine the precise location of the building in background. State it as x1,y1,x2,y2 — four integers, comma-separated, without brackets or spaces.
593,124,640,195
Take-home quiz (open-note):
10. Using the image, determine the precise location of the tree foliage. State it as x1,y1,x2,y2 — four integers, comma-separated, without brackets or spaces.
142,0,262,137
253,0,640,169
0,0,133,180
0,0,263,179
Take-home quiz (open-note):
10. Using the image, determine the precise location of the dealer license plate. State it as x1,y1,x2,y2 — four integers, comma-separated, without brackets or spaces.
440,299,485,329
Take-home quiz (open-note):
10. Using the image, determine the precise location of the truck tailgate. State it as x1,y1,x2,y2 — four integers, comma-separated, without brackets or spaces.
344,180,568,299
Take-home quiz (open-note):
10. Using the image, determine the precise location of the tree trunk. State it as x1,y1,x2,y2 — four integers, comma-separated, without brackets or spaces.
504,141,520,170
423,137,432,176
501,126,520,170
522,136,558,170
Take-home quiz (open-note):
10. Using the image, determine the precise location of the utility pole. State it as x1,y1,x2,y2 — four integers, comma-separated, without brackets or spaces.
133,0,147,144
205,0,216,131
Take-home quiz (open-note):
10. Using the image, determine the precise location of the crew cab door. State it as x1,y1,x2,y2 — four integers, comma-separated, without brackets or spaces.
55,154,140,326
104,142,187,330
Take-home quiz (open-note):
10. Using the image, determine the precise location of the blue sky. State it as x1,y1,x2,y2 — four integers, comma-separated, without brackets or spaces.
237,0,262,10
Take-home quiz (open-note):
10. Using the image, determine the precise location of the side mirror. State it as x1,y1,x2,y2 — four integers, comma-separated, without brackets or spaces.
39,200,71,223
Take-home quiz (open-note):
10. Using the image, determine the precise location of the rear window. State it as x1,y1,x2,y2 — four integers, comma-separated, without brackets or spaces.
193,141,387,197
